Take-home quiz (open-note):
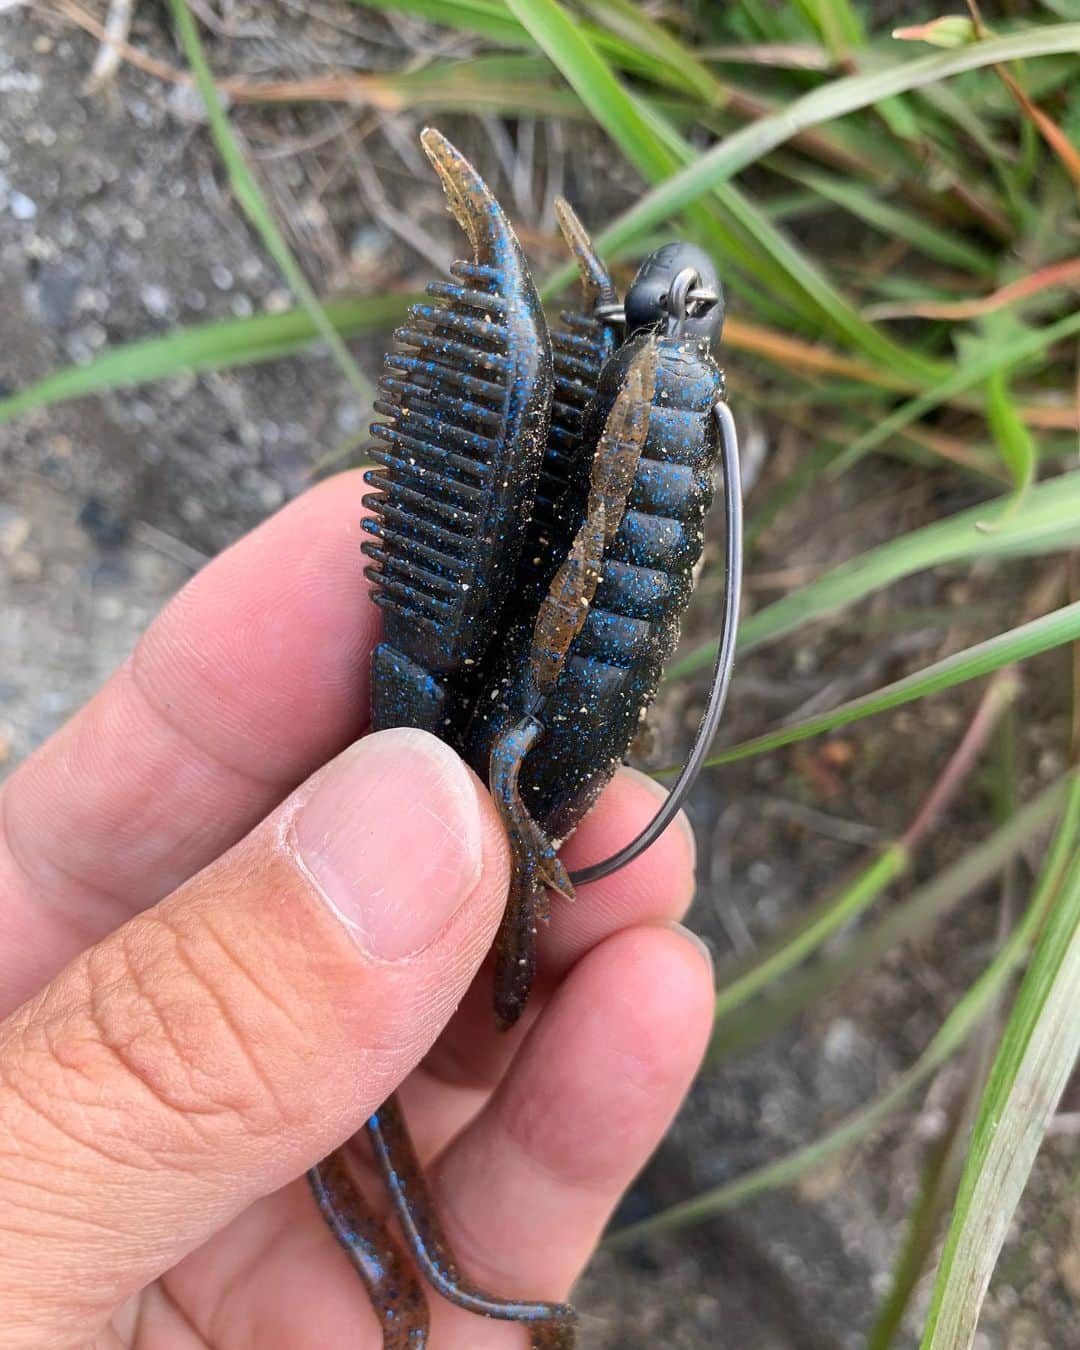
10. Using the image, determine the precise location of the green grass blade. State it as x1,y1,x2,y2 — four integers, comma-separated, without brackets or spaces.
921,793,1080,1349
781,166,996,274
609,776,1080,1247
829,309,1080,473
0,297,411,426
697,602,1080,769
510,0,936,378
168,0,373,404
711,673,1016,1031
711,780,1068,1061
714,846,909,1020
792,0,865,63
348,54,590,118
671,472,1080,678
868,1096,970,1350
359,0,535,46
984,367,1038,504
577,0,726,105
357,0,668,82
559,23,1080,280
505,0,674,179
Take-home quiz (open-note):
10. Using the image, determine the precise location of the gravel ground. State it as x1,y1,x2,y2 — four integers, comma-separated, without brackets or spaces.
2,6,1076,1348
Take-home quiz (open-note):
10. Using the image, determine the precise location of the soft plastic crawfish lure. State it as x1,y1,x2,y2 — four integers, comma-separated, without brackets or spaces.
308,128,742,1348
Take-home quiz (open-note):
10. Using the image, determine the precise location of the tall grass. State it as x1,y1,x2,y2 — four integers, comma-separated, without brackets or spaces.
6,3,1079,1344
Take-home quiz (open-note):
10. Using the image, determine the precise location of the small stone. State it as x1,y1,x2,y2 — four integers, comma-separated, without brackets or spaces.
79,321,108,350
140,283,172,319
794,644,818,675
9,190,36,221
168,83,220,125
0,511,30,557
10,550,42,581
255,477,284,511
823,1019,858,1063
78,496,129,548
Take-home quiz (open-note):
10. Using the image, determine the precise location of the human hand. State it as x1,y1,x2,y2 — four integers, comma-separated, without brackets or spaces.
0,474,714,1348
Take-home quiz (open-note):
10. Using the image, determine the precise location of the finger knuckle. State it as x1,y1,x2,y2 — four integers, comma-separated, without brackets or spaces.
67,907,316,1158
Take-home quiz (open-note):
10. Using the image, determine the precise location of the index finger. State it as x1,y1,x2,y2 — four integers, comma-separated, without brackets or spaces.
0,471,376,1008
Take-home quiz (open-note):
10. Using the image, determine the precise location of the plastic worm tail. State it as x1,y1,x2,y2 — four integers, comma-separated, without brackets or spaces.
308,1151,430,1348
369,1096,578,1345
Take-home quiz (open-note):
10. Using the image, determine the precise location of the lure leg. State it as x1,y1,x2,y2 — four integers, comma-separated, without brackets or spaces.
308,1144,430,1347
487,345,658,1027
488,716,576,1028
368,1094,578,1342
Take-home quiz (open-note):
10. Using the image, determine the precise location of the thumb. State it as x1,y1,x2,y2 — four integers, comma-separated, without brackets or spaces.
0,728,508,1344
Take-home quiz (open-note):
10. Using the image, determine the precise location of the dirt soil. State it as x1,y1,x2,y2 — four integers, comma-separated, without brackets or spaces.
2,6,1076,1348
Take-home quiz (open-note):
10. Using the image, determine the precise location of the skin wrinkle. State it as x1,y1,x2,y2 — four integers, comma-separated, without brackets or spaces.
0,925,285,1198
132,494,373,786
0,1192,135,1244
96,922,270,1140
0,1000,163,1181
127,650,293,800
193,908,310,1048
118,916,297,1139
1,674,235,922
429,1147,606,1301
0,784,135,938
8,1006,218,1179
187,1198,310,1350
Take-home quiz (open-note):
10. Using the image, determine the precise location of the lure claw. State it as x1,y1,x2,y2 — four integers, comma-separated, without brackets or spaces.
554,195,618,309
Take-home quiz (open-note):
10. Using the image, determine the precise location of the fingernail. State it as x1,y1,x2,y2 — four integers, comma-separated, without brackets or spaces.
662,921,715,984
294,728,485,961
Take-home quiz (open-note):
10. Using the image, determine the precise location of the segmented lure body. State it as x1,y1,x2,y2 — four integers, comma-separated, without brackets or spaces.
309,129,740,1350
362,190,552,741
466,330,724,842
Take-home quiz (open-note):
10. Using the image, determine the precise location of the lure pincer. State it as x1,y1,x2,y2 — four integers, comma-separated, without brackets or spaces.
361,127,553,743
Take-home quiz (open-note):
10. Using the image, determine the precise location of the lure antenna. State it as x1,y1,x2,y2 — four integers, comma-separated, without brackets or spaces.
569,397,742,887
